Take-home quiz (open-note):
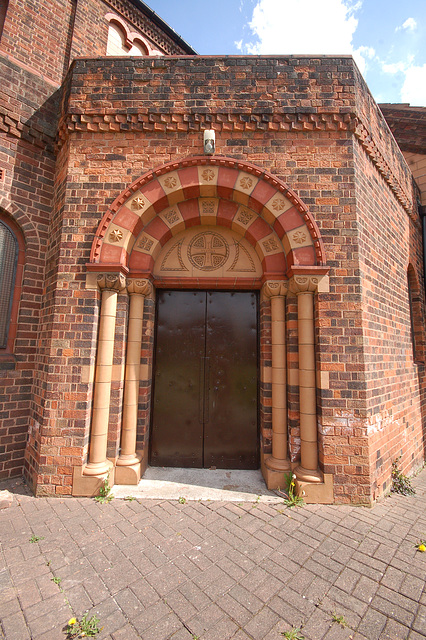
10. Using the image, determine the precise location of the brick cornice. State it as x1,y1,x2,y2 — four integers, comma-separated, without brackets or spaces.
57,108,415,219
58,110,356,141
353,120,415,219
0,110,55,152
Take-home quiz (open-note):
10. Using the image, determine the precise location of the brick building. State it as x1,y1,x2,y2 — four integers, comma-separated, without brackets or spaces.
1,0,425,504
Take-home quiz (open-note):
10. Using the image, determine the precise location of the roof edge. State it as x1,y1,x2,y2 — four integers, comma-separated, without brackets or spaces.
127,0,197,54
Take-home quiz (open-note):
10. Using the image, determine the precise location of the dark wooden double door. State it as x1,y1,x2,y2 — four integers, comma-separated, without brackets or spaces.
150,291,258,469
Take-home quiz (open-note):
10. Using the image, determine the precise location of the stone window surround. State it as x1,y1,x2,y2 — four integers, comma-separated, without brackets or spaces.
105,12,162,57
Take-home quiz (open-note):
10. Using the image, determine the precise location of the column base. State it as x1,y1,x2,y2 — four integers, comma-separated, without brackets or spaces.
265,456,291,472
72,461,114,497
261,456,289,491
294,465,323,483
116,452,142,467
83,460,112,476
115,460,142,485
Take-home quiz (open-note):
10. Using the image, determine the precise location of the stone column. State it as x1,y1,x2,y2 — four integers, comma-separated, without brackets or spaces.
115,278,152,484
84,273,126,476
262,281,291,482
290,275,322,482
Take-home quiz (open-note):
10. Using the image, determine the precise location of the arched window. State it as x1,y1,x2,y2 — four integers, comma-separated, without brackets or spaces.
0,216,24,352
106,16,149,57
407,264,425,364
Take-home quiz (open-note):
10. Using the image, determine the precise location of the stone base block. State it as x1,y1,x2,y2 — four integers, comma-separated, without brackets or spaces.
261,456,287,491
72,461,114,497
297,473,334,504
115,461,141,485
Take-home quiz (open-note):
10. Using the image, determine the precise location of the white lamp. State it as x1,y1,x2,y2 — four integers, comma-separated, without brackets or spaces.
203,129,215,155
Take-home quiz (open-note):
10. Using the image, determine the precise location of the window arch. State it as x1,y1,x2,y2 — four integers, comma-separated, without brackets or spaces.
407,264,425,364
0,215,24,352
106,16,149,57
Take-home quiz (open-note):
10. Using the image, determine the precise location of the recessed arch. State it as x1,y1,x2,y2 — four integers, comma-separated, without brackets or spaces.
90,156,326,281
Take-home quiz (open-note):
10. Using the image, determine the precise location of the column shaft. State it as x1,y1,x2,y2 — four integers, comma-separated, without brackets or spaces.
265,284,290,473
117,289,146,465
297,291,318,472
84,287,119,475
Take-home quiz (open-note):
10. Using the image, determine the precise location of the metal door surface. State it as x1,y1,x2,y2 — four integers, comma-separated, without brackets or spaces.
150,291,258,468
204,292,258,469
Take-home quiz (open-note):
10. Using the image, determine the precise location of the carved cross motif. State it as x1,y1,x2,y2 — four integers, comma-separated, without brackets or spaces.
236,210,254,225
138,236,154,251
201,199,216,214
188,232,229,271
263,238,279,253
164,209,179,224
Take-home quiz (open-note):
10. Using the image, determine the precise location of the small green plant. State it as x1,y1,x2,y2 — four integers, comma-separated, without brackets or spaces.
65,612,102,638
391,457,415,495
29,534,44,543
281,627,304,640
332,612,347,626
277,473,304,507
178,496,186,504
52,576,62,585
94,473,113,503
124,495,136,501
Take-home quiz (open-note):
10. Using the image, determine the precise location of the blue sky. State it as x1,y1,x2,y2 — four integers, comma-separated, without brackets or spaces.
149,0,426,106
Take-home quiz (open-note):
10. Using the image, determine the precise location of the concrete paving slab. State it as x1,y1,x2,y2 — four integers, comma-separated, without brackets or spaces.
112,467,282,502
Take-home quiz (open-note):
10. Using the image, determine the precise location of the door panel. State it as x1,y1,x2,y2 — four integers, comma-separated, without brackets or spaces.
150,291,205,467
205,292,258,468
150,291,258,469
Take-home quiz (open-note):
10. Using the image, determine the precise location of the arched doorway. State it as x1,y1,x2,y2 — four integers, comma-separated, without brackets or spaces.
79,157,331,500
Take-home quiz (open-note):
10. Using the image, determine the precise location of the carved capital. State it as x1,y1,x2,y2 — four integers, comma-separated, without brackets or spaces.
288,275,321,294
262,280,288,299
97,273,127,292
126,278,153,297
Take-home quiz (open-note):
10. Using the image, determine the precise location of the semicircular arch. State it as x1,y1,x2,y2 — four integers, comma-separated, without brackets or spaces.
90,156,326,279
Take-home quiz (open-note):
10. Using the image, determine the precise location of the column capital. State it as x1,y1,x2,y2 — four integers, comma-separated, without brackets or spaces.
262,280,288,299
126,278,152,297
289,275,323,294
97,273,127,292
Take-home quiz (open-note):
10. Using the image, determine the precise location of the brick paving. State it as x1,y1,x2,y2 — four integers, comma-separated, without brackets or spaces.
0,470,425,640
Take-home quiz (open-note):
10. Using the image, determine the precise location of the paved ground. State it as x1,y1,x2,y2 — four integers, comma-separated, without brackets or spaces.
0,470,425,640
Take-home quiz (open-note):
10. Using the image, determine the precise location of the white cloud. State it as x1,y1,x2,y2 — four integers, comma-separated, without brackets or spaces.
395,17,417,33
353,45,375,75
381,60,410,74
401,64,426,105
240,0,362,55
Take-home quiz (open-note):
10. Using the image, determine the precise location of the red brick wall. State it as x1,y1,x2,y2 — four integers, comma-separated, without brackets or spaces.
27,55,422,501
0,0,192,484
1,50,424,500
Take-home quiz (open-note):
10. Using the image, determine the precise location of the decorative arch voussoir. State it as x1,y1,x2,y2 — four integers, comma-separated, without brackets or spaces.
89,156,326,270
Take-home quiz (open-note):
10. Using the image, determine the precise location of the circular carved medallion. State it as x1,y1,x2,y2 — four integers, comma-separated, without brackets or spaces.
188,231,229,271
